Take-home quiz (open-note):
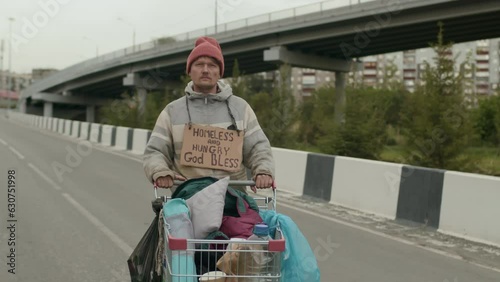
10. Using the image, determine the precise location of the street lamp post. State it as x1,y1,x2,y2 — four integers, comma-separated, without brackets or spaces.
215,0,218,34
7,17,15,116
82,36,99,57
117,17,136,52
0,39,4,92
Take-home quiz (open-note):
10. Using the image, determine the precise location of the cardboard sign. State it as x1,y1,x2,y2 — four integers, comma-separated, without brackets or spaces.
180,124,243,172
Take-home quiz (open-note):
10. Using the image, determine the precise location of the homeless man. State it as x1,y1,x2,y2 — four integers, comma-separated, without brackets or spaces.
143,36,275,192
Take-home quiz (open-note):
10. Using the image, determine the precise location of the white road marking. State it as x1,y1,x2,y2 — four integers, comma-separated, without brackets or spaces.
278,201,500,274
62,193,133,256
0,138,7,146
8,146,25,160
28,163,62,190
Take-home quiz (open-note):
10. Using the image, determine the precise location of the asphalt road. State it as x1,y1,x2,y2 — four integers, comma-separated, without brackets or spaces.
0,115,499,282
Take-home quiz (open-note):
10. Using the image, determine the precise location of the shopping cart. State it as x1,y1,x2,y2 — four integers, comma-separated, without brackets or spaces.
155,180,285,282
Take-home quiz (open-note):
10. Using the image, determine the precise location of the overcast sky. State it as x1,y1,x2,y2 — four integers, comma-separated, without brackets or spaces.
0,0,356,73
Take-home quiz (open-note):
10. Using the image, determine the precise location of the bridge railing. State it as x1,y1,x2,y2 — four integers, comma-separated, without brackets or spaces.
126,0,375,52
23,0,377,96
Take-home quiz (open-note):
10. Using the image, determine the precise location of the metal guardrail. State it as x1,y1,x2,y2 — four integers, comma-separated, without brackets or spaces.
23,0,377,97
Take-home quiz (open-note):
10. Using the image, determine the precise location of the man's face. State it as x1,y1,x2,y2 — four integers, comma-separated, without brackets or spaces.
189,56,220,93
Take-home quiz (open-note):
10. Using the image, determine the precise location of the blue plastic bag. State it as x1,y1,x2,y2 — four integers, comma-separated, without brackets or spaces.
164,199,197,282
260,210,321,282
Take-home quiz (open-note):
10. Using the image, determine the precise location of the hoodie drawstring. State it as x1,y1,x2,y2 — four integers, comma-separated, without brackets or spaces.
185,95,240,135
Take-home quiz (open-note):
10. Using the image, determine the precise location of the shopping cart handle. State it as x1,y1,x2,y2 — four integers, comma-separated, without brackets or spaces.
173,180,277,189
155,179,278,211
173,180,259,187
155,180,260,198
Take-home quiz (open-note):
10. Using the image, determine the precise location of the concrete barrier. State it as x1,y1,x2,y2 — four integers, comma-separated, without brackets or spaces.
439,171,500,247
115,126,133,151
132,129,151,155
303,153,336,201
101,125,116,147
71,121,80,138
272,148,308,196
89,123,101,143
52,118,58,132
64,120,72,136
331,156,402,219
58,119,65,134
396,166,444,228
80,122,90,140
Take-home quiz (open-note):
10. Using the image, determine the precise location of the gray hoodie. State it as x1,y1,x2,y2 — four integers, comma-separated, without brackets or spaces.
143,80,275,185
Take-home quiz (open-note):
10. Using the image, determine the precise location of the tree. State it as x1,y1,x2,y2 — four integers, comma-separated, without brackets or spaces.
227,59,273,102
143,90,168,129
296,85,336,146
381,57,402,90
99,75,188,129
154,36,176,46
400,23,473,170
460,49,477,107
246,73,274,95
250,91,273,128
99,91,140,128
254,64,296,148
496,95,500,151
316,87,388,159
143,75,189,129
228,59,249,101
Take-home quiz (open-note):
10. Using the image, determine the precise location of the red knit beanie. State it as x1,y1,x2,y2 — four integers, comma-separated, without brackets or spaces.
186,36,224,77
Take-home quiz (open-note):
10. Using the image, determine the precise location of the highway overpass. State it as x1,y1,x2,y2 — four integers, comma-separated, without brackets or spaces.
20,0,500,121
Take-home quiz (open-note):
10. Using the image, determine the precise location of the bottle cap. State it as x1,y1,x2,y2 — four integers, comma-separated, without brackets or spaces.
253,223,269,236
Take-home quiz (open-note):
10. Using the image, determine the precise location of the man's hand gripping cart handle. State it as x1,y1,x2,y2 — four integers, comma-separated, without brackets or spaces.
154,180,277,211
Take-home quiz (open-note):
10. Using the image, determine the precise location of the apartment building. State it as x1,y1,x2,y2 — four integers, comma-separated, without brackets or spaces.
289,68,336,101
350,38,499,95
0,70,32,93
286,38,500,99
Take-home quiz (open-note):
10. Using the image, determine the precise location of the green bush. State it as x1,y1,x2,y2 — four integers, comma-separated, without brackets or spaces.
316,87,388,159
472,95,500,146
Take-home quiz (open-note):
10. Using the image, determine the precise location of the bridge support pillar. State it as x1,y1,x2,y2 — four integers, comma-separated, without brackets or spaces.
86,105,95,123
335,72,346,124
43,102,53,117
264,46,352,124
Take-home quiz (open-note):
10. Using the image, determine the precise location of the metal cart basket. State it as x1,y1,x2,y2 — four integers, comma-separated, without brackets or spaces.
156,180,285,282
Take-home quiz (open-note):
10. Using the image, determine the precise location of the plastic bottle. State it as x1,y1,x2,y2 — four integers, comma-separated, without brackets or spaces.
247,223,274,281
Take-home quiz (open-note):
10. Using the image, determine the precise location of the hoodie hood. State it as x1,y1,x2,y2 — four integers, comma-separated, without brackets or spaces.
185,80,233,102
